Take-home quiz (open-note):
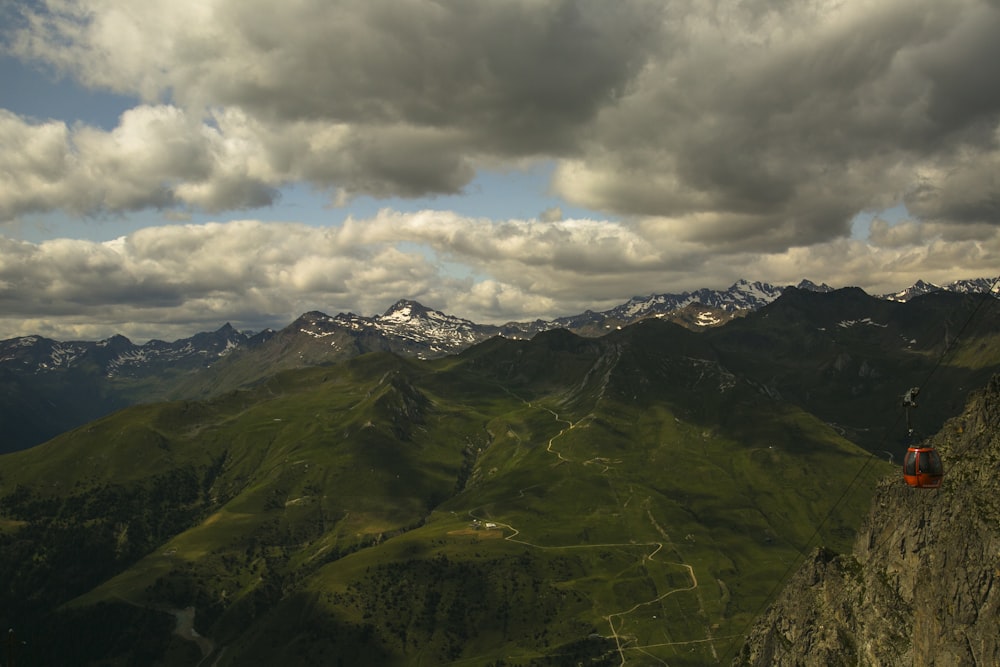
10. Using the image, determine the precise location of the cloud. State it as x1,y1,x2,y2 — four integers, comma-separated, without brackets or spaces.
6,0,660,204
2,0,999,275
0,106,281,218
539,206,563,222
904,142,1000,224
553,0,1000,244
12,1,660,132
0,215,995,342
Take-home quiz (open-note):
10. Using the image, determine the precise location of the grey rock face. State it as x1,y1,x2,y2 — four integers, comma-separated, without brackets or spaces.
737,376,1000,666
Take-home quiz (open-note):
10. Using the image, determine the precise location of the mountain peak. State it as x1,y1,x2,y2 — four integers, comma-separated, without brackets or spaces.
795,279,834,292
98,333,134,348
382,299,432,319
882,279,944,302
290,310,333,327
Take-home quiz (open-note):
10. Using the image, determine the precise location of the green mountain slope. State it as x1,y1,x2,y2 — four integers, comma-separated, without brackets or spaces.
162,287,1000,457
0,321,893,665
708,288,1000,451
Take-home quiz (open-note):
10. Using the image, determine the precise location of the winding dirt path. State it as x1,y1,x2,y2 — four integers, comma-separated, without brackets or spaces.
470,386,714,664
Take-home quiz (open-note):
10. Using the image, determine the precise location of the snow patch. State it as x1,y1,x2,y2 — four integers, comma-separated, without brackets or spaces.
837,318,887,329
695,311,722,326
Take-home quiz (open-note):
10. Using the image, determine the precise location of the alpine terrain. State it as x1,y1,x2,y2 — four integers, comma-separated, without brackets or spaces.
0,324,273,453
0,281,997,665
0,277,996,453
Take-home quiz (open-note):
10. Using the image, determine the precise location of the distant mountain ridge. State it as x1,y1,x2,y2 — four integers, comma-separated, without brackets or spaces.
0,325,273,452
0,278,811,381
881,276,999,302
0,277,996,453
2,278,995,378
0,322,271,379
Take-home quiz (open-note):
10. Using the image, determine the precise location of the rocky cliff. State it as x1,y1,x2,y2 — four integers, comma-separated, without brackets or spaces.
736,375,1000,666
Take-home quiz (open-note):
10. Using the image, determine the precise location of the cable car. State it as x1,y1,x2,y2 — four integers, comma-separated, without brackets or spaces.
900,385,944,488
902,445,944,488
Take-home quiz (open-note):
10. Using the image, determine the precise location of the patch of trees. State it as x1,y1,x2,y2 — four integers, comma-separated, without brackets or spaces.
0,464,220,633
17,602,179,666
336,552,594,662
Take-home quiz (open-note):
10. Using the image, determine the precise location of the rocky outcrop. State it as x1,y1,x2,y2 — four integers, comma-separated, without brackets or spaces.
737,376,1000,666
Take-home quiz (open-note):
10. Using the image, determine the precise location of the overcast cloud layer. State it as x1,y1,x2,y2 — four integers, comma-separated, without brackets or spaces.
1,0,999,340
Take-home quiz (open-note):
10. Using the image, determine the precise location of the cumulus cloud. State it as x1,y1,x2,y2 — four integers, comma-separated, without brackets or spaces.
0,215,995,342
0,106,281,218
0,106,474,218
4,0,660,209
4,0,1000,252
10,1,659,132
552,0,1000,246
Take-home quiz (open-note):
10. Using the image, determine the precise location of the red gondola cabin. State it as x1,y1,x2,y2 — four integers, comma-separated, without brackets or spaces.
902,445,944,488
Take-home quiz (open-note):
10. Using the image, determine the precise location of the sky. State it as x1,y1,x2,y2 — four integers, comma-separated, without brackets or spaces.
1,0,998,343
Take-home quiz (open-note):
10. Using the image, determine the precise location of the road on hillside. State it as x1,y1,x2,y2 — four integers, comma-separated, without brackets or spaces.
471,387,721,665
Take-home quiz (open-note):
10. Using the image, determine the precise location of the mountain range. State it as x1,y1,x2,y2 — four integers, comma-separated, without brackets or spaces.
1,277,996,453
1,281,1000,664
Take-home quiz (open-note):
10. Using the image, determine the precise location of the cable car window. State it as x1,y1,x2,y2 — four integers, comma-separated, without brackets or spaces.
926,450,943,474
903,451,917,475
917,450,941,474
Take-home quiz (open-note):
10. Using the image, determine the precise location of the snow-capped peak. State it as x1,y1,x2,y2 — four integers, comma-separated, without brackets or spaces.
883,280,943,302
380,299,433,323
